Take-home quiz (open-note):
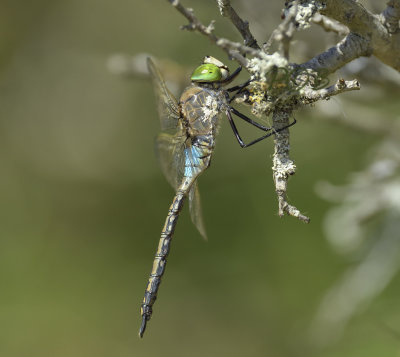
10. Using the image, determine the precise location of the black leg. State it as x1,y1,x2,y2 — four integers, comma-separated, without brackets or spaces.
228,79,254,103
226,79,251,93
230,107,272,131
226,109,247,148
226,109,297,148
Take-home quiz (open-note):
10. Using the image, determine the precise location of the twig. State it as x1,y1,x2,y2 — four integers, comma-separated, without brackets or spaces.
215,38,260,65
320,0,400,71
263,1,299,58
167,0,250,67
216,0,260,49
311,13,349,36
380,0,400,34
319,0,382,34
272,110,310,223
167,0,218,40
301,78,360,103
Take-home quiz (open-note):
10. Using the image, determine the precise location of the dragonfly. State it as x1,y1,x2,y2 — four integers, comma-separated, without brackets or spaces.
139,56,296,337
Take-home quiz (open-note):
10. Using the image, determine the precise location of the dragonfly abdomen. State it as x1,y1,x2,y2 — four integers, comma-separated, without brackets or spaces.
139,180,192,337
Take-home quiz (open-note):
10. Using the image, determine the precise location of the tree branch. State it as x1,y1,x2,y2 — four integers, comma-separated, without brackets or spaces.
380,0,400,34
319,0,377,32
311,13,349,36
167,0,252,67
263,1,299,58
301,78,360,104
272,110,310,223
163,0,400,223
215,0,260,49
167,0,218,40
300,32,371,73
319,0,400,71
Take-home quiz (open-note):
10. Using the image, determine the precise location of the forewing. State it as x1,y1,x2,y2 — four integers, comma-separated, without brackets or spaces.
149,60,208,239
189,182,207,240
155,132,186,190
157,134,208,239
147,57,180,131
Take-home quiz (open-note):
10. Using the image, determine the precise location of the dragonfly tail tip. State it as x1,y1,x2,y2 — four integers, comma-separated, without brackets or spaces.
139,315,147,338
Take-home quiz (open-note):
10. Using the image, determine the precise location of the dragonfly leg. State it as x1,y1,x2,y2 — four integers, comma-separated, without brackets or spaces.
226,109,246,147
227,79,254,103
226,79,251,93
226,109,297,148
230,107,272,131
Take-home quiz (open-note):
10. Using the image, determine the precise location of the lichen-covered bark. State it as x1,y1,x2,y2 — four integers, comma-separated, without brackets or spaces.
318,0,400,71
164,0,398,222
272,110,310,222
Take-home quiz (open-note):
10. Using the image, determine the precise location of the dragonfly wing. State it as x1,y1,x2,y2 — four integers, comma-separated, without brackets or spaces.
155,132,186,190
189,182,207,240
147,58,180,131
184,144,209,240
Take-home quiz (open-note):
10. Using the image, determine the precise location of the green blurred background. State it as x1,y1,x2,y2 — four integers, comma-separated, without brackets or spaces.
0,0,399,356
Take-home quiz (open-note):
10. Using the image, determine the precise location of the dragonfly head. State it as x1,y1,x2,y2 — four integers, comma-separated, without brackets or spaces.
190,56,229,83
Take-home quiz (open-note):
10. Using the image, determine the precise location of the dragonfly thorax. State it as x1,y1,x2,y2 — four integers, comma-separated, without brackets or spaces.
180,85,227,138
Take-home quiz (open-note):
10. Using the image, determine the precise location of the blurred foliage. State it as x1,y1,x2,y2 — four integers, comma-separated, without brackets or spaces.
0,0,399,356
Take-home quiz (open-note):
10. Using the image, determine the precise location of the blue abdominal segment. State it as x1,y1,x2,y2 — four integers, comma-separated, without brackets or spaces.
184,145,203,178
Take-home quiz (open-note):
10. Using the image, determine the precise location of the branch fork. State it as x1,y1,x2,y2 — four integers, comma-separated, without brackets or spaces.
165,0,399,223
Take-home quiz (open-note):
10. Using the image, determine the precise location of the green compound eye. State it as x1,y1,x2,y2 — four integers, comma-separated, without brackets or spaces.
190,63,222,82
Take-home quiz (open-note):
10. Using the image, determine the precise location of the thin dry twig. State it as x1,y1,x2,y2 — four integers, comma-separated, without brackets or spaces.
167,0,218,39
272,110,310,223
263,1,299,58
311,13,349,36
216,0,260,49
167,0,251,67
301,78,361,103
